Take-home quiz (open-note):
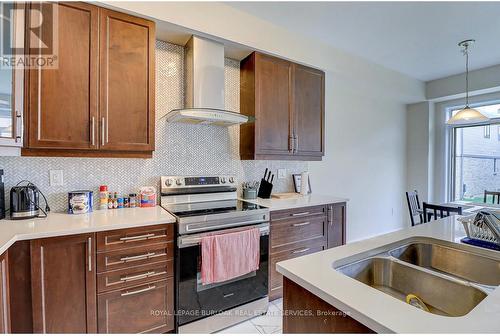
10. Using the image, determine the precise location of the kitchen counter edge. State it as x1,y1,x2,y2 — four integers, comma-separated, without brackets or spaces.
0,206,176,255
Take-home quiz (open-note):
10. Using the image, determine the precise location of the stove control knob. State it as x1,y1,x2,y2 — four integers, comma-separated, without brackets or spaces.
220,177,226,184
228,177,235,183
165,179,172,187
176,178,182,186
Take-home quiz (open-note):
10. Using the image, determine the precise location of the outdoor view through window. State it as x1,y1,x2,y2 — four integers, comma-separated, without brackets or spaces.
453,103,500,202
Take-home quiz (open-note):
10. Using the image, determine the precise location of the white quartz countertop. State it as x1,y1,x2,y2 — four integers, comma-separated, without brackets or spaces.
0,206,176,255
245,194,348,211
276,216,500,333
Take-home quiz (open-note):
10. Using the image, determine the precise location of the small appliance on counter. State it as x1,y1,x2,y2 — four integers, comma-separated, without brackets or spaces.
68,190,93,214
10,181,50,219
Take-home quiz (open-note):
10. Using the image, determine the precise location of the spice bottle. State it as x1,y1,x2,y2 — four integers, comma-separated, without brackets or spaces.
99,185,108,210
117,196,124,208
129,193,137,208
113,192,118,209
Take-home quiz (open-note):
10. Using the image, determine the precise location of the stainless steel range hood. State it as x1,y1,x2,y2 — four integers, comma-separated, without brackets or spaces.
165,36,250,126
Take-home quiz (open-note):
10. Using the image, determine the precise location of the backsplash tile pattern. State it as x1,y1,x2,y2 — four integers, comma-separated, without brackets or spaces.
0,40,307,212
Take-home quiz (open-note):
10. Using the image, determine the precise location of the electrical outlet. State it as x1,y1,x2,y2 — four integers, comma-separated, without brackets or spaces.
49,170,64,186
277,168,286,179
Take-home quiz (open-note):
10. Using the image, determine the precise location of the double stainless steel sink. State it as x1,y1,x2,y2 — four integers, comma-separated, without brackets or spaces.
335,237,500,317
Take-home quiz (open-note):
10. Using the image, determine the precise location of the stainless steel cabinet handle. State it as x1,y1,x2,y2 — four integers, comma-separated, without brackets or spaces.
289,135,294,152
119,233,155,242
223,293,235,298
295,134,299,153
88,237,92,272
292,221,310,227
91,117,95,146
15,111,22,142
120,271,155,282
292,247,310,254
120,252,155,262
101,117,105,146
121,285,156,297
291,212,310,217
327,206,333,224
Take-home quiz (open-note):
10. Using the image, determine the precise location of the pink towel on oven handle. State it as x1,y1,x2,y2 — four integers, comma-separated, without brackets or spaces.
201,227,260,285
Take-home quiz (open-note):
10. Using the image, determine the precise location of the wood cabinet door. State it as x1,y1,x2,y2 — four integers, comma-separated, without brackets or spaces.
255,53,293,157
31,233,97,333
26,2,98,150
327,203,346,248
99,9,155,152
292,64,325,158
0,252,10,333
97,278,174,333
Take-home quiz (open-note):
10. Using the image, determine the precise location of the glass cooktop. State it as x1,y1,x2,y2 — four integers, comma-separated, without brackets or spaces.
164,199,266,218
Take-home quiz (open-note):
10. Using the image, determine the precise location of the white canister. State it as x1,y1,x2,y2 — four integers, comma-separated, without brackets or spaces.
300,172,309,195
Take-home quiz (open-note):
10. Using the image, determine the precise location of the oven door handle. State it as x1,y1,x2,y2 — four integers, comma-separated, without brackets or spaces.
178,223,269,248
185,218,269,234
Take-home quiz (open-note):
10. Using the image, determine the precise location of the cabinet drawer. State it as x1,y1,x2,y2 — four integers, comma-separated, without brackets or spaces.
97,241,173,273
271,215,326,251
269,238,326,300
97,278,174,334
97,224,173,252
270,205,326,221
97,260,172,293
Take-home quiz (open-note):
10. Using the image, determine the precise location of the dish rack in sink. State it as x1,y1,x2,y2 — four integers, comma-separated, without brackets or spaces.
458,211,500,250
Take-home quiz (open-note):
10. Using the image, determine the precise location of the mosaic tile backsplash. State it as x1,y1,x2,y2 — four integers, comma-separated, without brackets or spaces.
0,40,308,212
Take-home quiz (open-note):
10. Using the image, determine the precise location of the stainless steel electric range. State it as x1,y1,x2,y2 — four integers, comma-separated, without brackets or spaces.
160,175,270,334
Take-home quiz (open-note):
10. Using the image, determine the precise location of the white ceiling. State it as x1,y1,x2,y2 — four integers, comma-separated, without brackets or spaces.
228,2,500,81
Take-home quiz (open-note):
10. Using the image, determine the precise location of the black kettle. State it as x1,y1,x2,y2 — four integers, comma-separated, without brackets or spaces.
10,185,40,219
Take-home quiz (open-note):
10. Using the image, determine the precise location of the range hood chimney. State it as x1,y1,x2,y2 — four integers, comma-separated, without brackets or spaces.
165,36,250,126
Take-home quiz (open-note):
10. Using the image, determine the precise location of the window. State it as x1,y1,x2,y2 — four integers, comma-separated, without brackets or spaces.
451,103,500,202
484,125,491,138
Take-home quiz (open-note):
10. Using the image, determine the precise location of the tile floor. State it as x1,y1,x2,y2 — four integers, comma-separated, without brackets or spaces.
218,299,283,334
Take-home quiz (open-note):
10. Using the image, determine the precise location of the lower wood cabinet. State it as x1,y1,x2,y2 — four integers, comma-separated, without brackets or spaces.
269,203,346,300
328,202,346,248
0,252,10,333
96,224,175,334
97,278,174,333
30,233,97,333
7,224,175,334
283,277,373,333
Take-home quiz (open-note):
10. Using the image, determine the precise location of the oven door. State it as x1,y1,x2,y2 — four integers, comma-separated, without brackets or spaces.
176,223,269,326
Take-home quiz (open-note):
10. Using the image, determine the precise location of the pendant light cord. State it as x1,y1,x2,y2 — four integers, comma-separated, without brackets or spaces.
465,44,469,107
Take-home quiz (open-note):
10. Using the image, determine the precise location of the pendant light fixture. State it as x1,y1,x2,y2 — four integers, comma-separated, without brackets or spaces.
446,39,489,125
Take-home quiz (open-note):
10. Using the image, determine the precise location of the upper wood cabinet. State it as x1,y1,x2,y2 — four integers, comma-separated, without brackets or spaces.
99,9,155,152
26,2,98,151
30,233,97,333
23,3,155,157
292,64,325,158
240,52,325,161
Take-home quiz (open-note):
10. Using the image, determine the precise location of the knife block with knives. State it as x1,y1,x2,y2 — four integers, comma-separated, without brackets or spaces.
257,168,274,199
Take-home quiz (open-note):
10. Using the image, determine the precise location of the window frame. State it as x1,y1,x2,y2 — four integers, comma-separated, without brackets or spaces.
447,99,500,202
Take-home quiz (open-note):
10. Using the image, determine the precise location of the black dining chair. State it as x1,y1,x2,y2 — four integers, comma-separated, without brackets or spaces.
484,190,500,204
422,202,462,223
406,190,423,226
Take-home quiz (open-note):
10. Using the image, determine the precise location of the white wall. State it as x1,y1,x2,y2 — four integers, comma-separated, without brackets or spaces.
406,102,433,206
104,1,426,242
426,64,500,102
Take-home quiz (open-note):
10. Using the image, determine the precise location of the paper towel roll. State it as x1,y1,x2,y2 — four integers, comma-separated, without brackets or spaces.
300,172,309,195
